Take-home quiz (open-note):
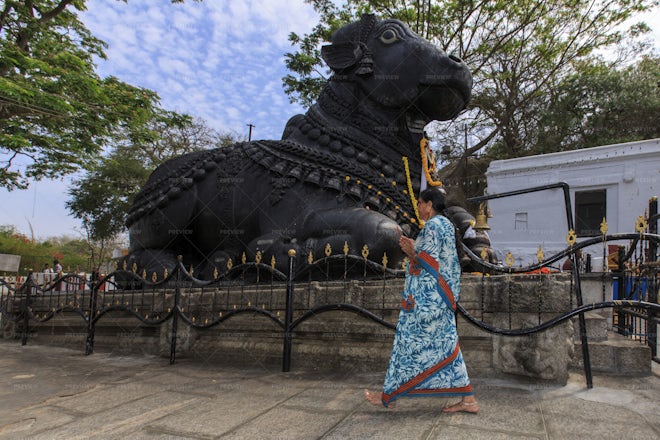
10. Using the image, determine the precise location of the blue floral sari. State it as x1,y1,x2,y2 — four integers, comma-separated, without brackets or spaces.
381,215,473,407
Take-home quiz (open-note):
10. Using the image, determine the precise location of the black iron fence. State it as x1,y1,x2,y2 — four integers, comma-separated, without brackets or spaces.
1,191,659,389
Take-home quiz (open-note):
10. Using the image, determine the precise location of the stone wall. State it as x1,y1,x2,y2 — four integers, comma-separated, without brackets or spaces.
7,273,632,384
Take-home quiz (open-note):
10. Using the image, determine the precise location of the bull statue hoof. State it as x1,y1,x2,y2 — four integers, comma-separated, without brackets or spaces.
124,14,475,280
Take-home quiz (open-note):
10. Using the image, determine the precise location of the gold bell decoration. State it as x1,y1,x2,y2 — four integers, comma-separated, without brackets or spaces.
474,203,491,231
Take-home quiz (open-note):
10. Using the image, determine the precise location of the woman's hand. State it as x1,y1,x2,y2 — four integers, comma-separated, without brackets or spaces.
399,236,416,260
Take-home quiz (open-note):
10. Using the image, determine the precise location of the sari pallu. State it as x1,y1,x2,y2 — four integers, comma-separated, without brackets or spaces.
381,244,473,408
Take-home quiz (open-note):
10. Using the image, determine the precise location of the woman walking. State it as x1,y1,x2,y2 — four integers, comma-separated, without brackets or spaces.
365,187,478,413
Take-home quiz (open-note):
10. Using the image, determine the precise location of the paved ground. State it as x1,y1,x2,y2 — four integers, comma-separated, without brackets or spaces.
0,341,658,439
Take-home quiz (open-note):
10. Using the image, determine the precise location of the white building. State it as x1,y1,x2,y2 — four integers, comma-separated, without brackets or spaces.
484,138,660,269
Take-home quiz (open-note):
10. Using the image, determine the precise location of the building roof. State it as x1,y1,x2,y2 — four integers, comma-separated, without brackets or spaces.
487,138,660,177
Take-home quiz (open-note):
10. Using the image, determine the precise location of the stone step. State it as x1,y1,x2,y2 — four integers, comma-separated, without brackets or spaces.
572,331,651,376
572,312,609,342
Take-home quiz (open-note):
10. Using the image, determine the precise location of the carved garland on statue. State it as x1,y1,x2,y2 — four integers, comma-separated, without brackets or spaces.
402,137,443,228
402,156,424,228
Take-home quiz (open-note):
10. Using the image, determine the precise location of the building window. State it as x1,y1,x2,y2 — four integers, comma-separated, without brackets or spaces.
514,212,528,230
575,190,606,237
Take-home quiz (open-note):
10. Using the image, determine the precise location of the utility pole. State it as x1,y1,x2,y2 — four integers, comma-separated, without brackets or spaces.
247,123,255,141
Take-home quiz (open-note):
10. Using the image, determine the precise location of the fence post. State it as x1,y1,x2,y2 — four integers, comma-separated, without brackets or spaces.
615,245,627,334
650,196,658,262
170,256,183,365
85,279,99,355
20,272,34,346
648,196,658,358
282,249,296,372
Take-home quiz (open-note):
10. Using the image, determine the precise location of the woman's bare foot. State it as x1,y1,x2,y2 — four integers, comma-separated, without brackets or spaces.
364,389,382,406
442,399,479,414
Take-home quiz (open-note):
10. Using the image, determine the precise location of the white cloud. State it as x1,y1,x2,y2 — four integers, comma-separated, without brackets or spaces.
79,0,317,139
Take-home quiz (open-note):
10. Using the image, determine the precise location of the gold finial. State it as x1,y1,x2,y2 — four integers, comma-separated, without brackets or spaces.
227,258,233,271
382,252,388,267
566,229,577,247
151,272,157,283
635,215,648,234
287,249,297,257
600,217,608,236
537,245,544,263
213,267,219,280
270,255,276,269
343,241,349,255
308,250,314,265
241,252,247,264
480,247,488,260
189,265,194,276
255,250,262,264
324,243,332,257
132,262,137,273
402,257,409,270
361,244,369,259
505,252,515,268
164,268,168,279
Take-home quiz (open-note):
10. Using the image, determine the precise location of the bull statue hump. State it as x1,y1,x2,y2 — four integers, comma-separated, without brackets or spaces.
124,14,474,279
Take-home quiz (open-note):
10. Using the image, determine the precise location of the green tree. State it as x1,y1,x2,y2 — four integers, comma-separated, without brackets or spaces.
283,0,656,161
0,225,88,275
524,56,660,156
0,0,202,190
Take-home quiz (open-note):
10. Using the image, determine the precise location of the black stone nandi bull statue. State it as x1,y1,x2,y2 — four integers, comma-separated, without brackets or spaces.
124,14,480,279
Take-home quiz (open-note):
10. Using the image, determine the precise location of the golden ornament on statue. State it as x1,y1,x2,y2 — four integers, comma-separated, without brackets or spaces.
420,137,442,187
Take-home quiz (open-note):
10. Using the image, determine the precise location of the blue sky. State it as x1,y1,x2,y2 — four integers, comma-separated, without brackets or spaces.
0,1,658,241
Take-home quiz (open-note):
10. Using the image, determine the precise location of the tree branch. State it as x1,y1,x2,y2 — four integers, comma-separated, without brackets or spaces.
461,127,499,159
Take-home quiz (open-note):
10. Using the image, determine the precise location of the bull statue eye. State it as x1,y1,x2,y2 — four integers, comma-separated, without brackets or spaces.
379,28,398,44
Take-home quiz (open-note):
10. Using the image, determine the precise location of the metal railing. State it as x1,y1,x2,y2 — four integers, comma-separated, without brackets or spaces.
1,191,658,388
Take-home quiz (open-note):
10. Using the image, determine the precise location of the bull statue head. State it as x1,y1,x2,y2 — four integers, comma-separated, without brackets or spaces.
320,14,471,127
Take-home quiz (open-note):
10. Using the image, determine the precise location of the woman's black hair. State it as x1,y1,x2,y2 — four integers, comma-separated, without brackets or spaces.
419,187,447,213
420,187,465,263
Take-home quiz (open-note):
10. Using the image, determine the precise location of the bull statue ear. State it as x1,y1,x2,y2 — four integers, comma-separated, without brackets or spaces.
321,42,363,71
